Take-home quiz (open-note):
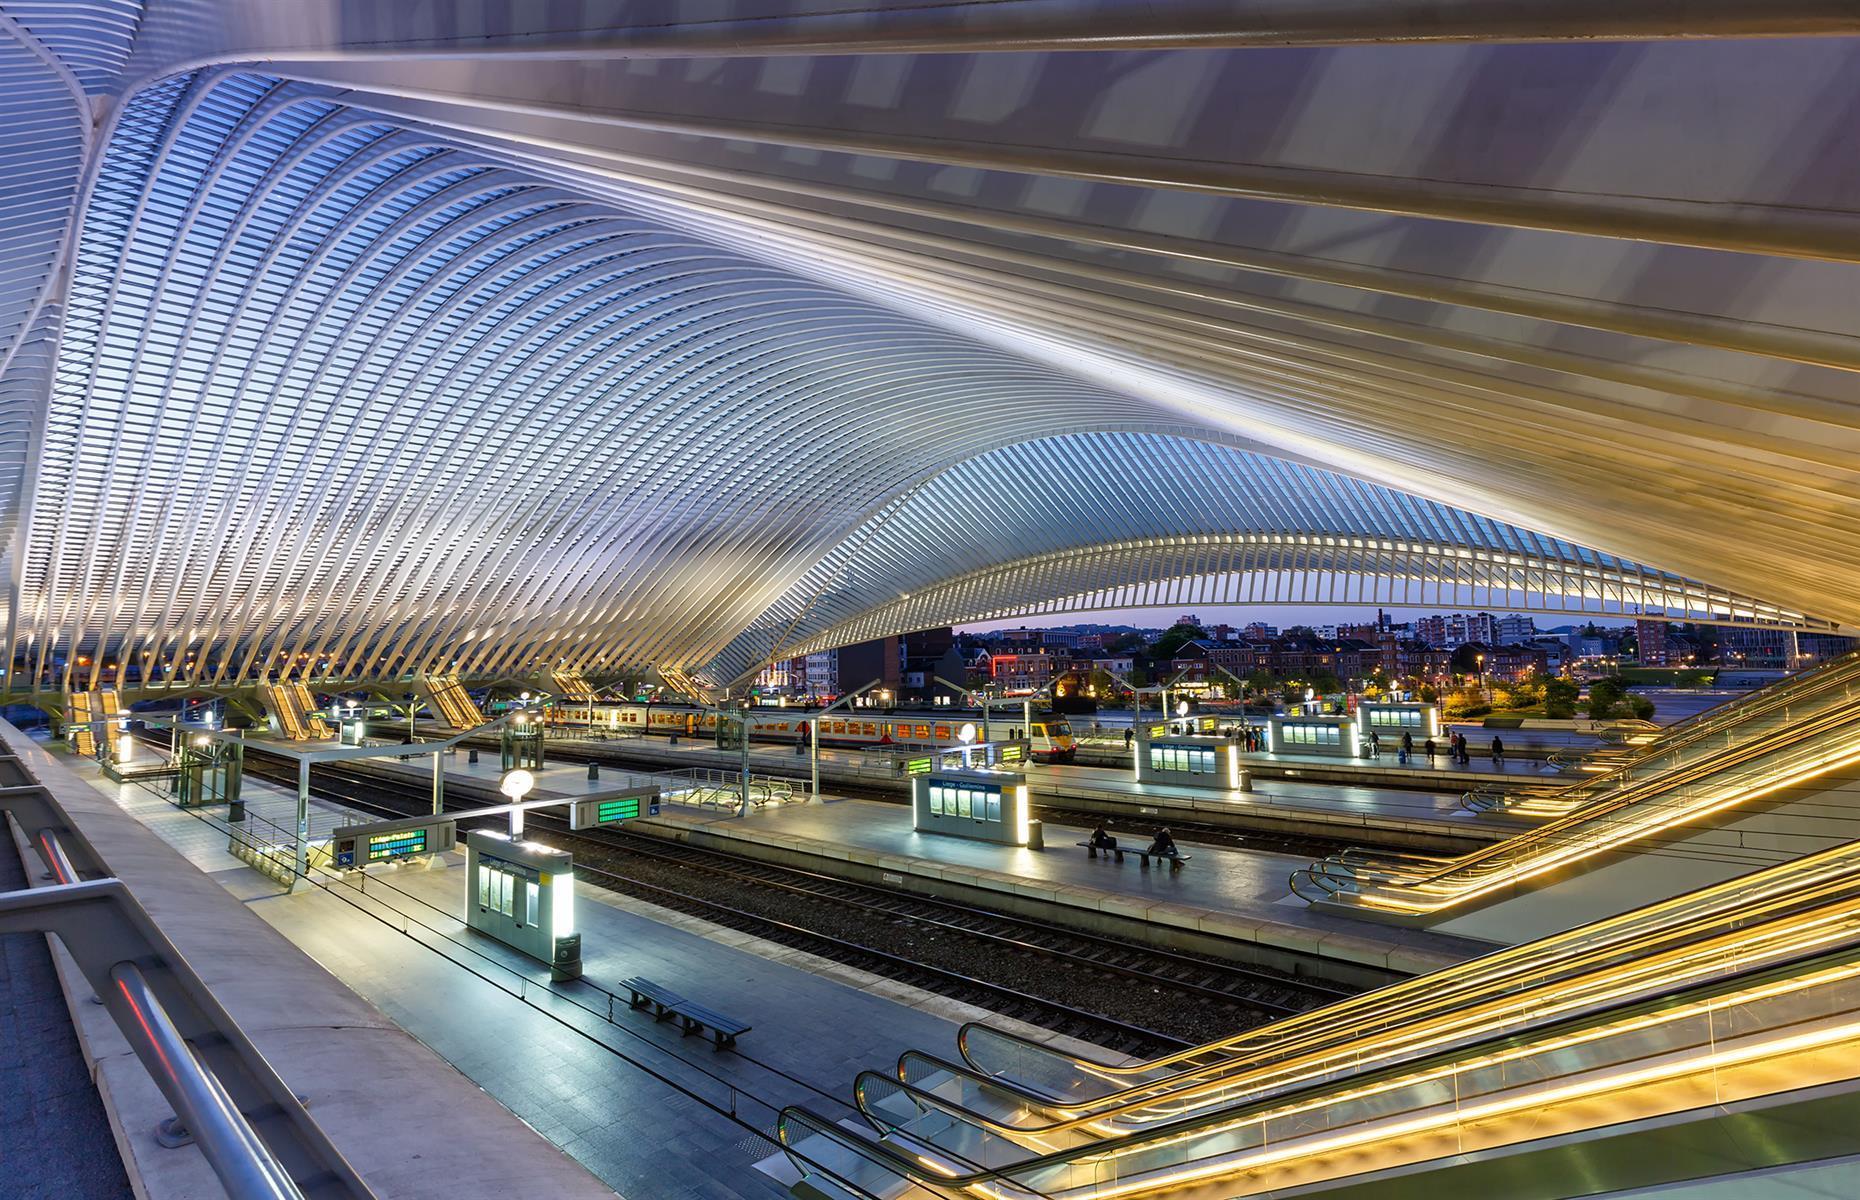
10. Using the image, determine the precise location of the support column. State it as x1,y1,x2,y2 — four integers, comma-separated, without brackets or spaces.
738,716,752,817
293,758,310,886
809,717,820,800
431,751,444,816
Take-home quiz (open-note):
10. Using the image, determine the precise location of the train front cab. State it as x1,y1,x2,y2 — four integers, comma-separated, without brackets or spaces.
1029,718,1076,763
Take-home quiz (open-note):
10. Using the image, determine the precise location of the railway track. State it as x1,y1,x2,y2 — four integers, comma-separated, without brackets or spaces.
235,745,1358,1057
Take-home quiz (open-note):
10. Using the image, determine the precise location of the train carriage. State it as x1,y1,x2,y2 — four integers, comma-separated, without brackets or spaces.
554,702,1075,762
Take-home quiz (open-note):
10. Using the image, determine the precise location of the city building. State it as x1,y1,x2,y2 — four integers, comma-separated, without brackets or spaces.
1637,618,1670,666
988,652,1055,693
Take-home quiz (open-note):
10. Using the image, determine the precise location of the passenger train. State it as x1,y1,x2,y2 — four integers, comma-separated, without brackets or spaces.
548,702,1078,763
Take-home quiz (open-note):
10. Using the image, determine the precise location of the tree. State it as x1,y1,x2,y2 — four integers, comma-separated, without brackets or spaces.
1148,622,1207,661
1450,643,1489,675
1544,676,1580,719
1587,676,1628,720
1312,670,1344,695
1107,631,1146,653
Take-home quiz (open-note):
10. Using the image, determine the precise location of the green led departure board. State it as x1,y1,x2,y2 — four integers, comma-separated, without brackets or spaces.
597,797,640,823
906,757,933,776
368,829,427,861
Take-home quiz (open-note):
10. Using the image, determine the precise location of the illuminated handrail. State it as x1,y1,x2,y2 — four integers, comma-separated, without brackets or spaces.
860,889,1860,1146
780,939,1860,1198
955,834,1860,1101
1483,653,1860,815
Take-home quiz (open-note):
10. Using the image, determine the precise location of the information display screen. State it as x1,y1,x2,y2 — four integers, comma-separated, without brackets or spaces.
368,828,428,861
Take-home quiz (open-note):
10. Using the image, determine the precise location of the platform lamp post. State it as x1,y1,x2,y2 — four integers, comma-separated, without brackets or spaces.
934,676,1018,748
805,679,881,800
500,767,535,839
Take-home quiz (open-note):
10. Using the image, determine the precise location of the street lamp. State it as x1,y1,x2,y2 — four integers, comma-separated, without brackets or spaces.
500,767,536,838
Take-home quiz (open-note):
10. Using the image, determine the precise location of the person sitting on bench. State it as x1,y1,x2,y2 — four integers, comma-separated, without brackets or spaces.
1088,822,1118,853
1145,827,1180,860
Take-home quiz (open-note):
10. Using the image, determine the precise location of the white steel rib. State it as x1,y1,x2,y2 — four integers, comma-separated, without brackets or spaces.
1,4,1858,693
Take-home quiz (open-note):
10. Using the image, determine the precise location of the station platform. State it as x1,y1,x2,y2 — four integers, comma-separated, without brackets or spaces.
51,733,1115,1200
1075,739,1577,788
628,795,1492,985
472,732,1526,851
4,726,615,1200
1032,763,1522,849
252,848,1084,1200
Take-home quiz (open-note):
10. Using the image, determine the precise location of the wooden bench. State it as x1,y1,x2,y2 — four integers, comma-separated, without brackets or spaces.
1077,841,1191,871
619,976,753,1049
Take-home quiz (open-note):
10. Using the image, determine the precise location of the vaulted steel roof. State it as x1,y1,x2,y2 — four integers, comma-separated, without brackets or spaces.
2,4,1856,692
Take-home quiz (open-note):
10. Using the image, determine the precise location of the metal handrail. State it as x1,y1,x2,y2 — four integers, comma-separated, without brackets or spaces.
0,877,374,1199
1308,704,1860,911
1,764,376,1199
780,936,1860,1195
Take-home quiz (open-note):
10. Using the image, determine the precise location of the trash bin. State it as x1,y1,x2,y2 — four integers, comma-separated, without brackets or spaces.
1025,820,1044,851
467,748,479,764
551,933,583,982
587,762,600,781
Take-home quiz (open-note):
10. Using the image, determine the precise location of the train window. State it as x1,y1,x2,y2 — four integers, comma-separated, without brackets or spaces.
1031,724,1046,737
915,724,930,739
934,724,950,740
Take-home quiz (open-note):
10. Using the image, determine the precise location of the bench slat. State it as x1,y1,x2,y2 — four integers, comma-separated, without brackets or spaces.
618,977,751,1045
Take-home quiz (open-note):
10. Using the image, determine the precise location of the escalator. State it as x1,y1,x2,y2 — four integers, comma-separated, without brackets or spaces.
775,878,1860,1198
1465,648,1860,819
1301,686,1860,920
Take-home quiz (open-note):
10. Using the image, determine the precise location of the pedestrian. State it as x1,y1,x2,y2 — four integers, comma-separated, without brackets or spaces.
1401,731,1414,765
1367,730,1380,759
1424,737,1437,764
1123,727,1133,750
1491,735,1505,767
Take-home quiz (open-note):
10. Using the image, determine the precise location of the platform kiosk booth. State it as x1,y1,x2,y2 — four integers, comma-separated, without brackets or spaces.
465,829,581,981
1355,701,1441,746
1134,732,1251,792
1267,713,1360,757
913,769,1039,848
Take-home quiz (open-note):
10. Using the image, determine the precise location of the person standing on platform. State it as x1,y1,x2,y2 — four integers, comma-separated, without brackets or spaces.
1491,735,1505,767
1424,737,1437,764
1367,730,1380,759
1400,730,1414,764
1123,727,1134,750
